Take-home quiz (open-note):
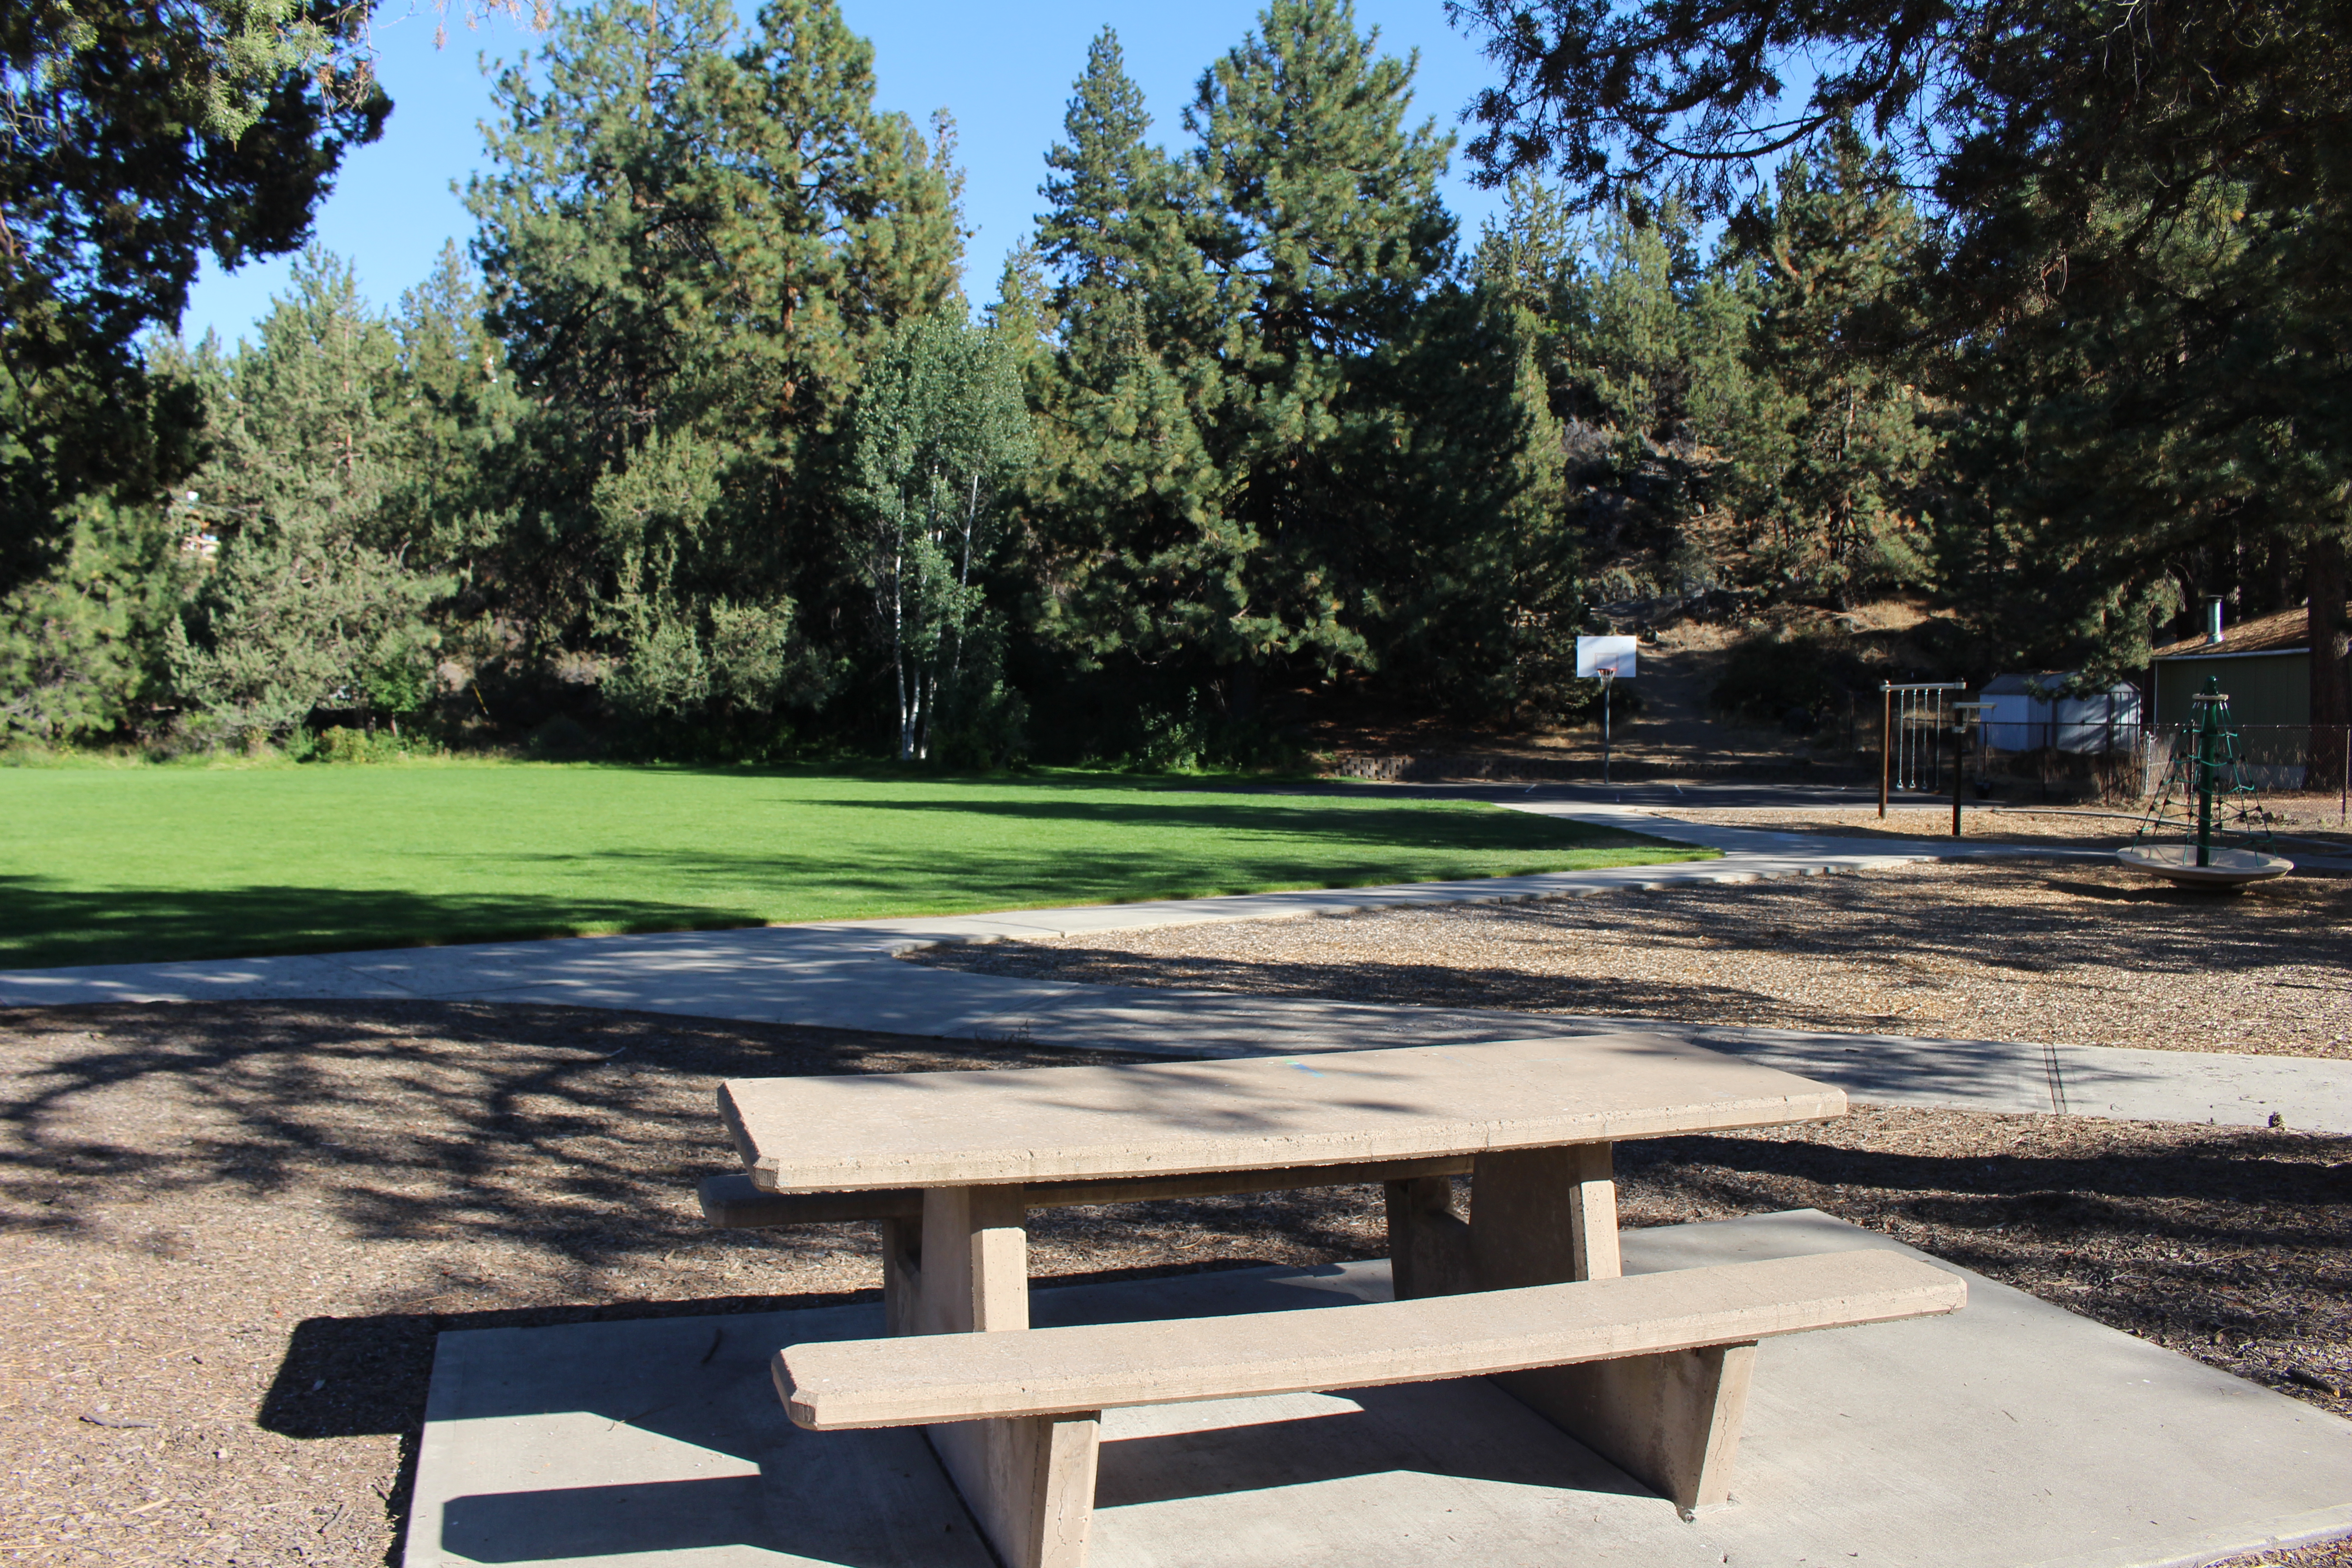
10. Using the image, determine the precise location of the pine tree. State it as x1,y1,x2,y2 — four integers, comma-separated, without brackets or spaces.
195,249,407,549
385,243,519,567
1038,30,1166,302
1182,0,1457,704
1455,0,2352,750
0,495,182,743
468,0,961,742
164,250,441,739
1938,175,2352,782
1019,6,1573,743
1369,281,1574,715
1475,186,1753,604
1715,130,1937,605
1018,29,1236,719
1,0,387,593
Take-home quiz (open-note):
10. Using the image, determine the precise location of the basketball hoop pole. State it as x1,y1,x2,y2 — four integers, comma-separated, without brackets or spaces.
1601,669,1614,785
1575,635,1635,786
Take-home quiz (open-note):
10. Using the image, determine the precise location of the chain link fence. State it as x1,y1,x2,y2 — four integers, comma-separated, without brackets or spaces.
1966,721,2350,814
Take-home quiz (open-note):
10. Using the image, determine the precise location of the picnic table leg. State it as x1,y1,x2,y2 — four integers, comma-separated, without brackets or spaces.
1471,1143,1757,1519
1382,1176,1473,1299
1468,1142,1621,1287
1385,1142,1615,1300
910,1185,1028,1335
909,1185,1097,1568
880,1217,923,1337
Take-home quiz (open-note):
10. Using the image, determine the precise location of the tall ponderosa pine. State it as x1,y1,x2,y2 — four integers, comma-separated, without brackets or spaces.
1378,278,1573,715
1017,29,1234,720
382,242,519,571
1941,179,2347,735
1024,2,1569,740
1,0,387,593
469,0,961,739
1473,183,1749,603
165,250,441,738
1184,0,1456,700
1716,131,1936,604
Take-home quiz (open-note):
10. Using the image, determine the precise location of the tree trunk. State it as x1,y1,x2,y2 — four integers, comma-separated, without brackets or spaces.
1228,660,1259,722
2309,532,2349,793
893,544,916,763
946,471,980,706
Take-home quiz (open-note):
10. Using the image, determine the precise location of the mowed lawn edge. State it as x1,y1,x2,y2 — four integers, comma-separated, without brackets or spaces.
0,761,1715,969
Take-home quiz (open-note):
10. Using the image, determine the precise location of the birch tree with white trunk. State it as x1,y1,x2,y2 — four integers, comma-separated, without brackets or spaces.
847,311,1035,761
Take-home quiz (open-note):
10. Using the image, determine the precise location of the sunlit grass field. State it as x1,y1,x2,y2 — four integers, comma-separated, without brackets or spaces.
0,759,1714,968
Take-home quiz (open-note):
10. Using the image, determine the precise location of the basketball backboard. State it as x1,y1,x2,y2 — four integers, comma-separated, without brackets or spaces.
1575,635,1637,679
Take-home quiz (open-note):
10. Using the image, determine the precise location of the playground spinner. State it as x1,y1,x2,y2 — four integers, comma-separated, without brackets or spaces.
2132,676,2279,864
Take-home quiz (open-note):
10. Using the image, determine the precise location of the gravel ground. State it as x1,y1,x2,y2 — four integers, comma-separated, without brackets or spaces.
2,1000,2345,1567
919,857,2352,1058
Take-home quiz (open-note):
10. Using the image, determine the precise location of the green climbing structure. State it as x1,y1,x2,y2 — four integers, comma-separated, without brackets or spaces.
2133,676,2280,862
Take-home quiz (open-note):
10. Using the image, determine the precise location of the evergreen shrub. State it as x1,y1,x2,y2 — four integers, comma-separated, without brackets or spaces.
1710,631,1872,730
303,725,437,764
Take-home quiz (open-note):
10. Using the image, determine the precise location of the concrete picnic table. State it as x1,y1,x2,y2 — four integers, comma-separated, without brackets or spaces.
717,1033,1849,1549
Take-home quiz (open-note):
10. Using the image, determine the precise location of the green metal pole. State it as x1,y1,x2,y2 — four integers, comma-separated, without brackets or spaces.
2195,677,2220,867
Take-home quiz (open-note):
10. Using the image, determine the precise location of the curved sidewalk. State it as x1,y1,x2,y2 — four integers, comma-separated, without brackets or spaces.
4,805,2345,1133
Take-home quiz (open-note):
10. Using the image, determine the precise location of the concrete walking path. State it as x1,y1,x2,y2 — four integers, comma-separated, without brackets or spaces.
5,805,2345,1133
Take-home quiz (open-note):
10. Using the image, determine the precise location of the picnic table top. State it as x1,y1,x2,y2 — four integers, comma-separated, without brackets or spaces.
720,1033,1844,1193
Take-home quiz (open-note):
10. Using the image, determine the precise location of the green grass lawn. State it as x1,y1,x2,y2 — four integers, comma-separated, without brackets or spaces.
0,759,1713,969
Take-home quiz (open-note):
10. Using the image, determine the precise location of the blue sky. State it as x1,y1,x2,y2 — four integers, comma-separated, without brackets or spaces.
179,0,1517,347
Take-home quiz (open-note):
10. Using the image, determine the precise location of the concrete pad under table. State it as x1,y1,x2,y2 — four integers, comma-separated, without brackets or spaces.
404,1211,2352,1568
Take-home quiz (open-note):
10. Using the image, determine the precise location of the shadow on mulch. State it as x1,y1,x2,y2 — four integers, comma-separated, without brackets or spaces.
911,856,2352,1057
1607,1112,2352,1420
922,857,2349,1009
3,999,2346,1568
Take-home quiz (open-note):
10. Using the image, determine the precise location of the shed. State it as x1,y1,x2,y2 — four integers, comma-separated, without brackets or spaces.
2150,603,2348,730
1978,672,2143,754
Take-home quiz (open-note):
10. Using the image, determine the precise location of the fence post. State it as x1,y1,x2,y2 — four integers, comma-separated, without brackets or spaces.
1951,721,1965,837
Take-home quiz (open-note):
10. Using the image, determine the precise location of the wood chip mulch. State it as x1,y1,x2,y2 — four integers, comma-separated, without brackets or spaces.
1,1000,2345,1567
916,856,2352,1058
1664,801,2352,851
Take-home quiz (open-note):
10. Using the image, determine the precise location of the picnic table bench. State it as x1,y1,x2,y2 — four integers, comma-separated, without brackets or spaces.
713,1034,1965,1568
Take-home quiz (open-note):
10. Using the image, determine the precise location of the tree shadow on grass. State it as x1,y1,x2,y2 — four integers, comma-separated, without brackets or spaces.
0,877,767,971
792,793,1678,853
0,806,1707,970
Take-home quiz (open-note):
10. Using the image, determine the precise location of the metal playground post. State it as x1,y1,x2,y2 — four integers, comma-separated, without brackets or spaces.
1950,702,1993,836
2193,681,2225,867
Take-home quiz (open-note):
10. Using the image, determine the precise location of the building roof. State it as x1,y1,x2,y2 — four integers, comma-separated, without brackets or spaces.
2154,594,2342,658
2151,602,2346,660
